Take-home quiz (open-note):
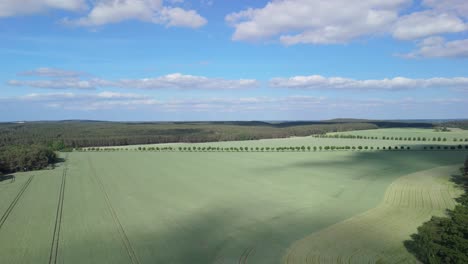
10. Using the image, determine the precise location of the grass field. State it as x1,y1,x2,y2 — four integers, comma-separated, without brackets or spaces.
0,132,467,263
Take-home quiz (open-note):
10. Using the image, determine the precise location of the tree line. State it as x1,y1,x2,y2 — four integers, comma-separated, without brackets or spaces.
404,156,468,263
316,134,468,142
81,144,468,152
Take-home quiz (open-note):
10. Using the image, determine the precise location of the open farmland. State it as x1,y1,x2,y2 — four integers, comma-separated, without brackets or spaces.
329,128,468,141
99,128,468,151
0,136,467,263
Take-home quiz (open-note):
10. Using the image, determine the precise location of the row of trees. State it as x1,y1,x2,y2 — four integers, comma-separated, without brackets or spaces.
317,134,468,142
81,144,468,152
404,156,468,263
0,145,58,174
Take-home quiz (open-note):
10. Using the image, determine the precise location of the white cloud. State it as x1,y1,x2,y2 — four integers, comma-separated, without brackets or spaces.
403,37,468,58
269,75,468,90
17,91,158,110
393,11,466,40
4,93,326,111
8,78,98,90
226,0,409,44
109,73,258,90
3,93,467,117
0,0,87,17
159,7,207,28
225,0,468,58
422,0,468,18
67,0,206,28
19,67,85,78
8,72,259,90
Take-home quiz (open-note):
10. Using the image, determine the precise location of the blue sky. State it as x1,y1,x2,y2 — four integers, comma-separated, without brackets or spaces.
1,0,468,121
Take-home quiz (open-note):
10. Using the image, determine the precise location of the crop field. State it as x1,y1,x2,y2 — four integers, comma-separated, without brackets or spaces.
99,128,468,151
0,132,467,263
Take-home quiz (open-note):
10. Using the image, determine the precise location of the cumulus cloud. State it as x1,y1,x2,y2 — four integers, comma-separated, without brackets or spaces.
226,0,409,44
8,72,259,90
0,0,206,29
393,11,466,40
0,0,87,17
269,75,468,90
225,0,468,57
401,37,468,58
66,0,207,28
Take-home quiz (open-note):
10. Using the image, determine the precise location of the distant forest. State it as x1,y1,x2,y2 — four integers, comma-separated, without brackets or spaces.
0,119,437,149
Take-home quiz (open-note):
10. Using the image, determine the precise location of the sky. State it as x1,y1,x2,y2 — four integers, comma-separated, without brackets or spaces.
1,0,468,121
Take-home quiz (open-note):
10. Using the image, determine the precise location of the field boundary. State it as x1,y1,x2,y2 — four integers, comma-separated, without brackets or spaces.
0,175,34,230
87,155,141,264
49,158,68,264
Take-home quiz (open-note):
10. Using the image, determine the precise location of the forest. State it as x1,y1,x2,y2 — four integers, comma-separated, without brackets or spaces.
0,120,437,149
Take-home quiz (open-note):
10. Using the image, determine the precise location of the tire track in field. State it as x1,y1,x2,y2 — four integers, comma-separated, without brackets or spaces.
0,175,34,230
238,246,256,264
86,155,141,264
49,158,68,264
283,165,463,264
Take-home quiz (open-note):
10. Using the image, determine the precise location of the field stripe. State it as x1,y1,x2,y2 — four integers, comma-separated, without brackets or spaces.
49,160,68,264
87,155,141,264
0,175,34,230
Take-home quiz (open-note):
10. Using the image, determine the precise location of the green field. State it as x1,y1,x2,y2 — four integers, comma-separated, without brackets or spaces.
1,130,467,263
99,128,468,151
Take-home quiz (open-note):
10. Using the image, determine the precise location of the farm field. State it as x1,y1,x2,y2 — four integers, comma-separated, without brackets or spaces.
330,127,468,141
99,128,468,151
0,142,467,263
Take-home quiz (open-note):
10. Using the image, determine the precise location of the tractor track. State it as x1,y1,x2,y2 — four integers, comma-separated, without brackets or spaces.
49,156,68,264
87,155,141,264
0,175,34,230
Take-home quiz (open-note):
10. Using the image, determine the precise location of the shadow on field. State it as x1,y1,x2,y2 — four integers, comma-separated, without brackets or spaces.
256,149,468,175
0,174,14,182
55,157,66,164
65,204,351,264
